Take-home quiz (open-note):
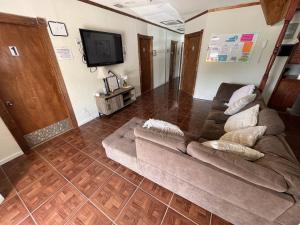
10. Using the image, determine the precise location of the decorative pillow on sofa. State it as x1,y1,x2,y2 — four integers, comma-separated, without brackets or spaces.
224,105,259,132
143,119,184,136
220,126,267,147
227,84,255,106
224,94,256,115
202,140,264,161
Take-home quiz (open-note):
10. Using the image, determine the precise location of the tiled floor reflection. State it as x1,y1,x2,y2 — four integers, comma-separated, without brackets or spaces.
0,79,234,225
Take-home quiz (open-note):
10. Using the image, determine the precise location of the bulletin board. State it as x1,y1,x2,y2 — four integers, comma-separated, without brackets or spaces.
206,33,258,63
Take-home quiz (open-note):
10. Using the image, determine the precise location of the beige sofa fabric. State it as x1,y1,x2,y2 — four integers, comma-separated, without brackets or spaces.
135,138,294,221
134,126,187,153
258,108,285,135
187,141,288,192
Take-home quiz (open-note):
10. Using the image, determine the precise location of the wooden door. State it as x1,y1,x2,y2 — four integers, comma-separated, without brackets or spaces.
0,13,76,150
138,34,153,94
180,31,203,96
269,76,300,111
169,41,178,81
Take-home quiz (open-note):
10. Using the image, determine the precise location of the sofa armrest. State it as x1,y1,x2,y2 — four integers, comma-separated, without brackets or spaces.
187,142,288,192
134,126,187,153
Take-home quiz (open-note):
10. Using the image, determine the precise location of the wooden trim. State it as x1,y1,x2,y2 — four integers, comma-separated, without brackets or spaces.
208,2,260,13
0,12,38,26
78,0,183,35
0,99,30,153
185,2,260,23
259,0,298,91
185,31,203,38
185,11,208,23
137,34,154,93
0,14,78,153
260,0,291,25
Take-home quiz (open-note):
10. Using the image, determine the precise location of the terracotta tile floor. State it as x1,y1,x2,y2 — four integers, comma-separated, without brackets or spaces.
0,80,233,225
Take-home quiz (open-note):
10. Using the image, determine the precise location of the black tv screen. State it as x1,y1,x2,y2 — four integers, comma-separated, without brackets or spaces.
80,29,124,67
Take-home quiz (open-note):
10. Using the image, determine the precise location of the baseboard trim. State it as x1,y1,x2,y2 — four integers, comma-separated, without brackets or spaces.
0,151,23,165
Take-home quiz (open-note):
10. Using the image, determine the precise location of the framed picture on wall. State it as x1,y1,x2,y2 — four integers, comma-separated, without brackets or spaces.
48,21,68,37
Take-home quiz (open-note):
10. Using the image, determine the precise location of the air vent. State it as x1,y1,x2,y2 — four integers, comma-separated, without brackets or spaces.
160,20,183,26
114,3,125,8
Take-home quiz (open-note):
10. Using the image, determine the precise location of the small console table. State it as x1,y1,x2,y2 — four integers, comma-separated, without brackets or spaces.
95,86,136,116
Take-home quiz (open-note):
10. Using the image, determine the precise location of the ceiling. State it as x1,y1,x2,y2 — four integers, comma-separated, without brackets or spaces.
91,0,257,32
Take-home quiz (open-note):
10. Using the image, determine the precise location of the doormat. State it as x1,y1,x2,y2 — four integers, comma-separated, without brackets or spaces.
24,119,71,147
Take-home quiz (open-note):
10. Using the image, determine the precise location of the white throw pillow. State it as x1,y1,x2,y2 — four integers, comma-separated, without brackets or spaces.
224,94,256,115
202,140,264,161
224,104,259,132
220,126,267,147
227,85,255,106
143,119,184,136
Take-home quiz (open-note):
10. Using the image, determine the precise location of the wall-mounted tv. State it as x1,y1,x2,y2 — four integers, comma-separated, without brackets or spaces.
79,29,124,67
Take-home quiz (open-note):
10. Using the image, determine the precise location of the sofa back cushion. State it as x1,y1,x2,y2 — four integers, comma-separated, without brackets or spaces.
258,108,285,135
134,126,187,153
187,141,288,192
215,83,244,101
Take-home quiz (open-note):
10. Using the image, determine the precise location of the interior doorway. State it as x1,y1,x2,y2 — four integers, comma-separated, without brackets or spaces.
138,34,153,94
0,13,77,151
269,32,300,112
169,40,178,82
180,31,203,96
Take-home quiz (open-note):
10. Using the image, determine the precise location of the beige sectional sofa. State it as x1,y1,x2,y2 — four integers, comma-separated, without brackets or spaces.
102,83,300,225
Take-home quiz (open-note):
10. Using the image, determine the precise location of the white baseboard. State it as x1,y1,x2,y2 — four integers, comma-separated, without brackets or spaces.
0,151,23,165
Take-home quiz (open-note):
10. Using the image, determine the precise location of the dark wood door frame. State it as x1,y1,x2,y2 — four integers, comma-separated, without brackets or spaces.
137,34,154,93
169,40,178,82
0,12,77,153
180,30,203,96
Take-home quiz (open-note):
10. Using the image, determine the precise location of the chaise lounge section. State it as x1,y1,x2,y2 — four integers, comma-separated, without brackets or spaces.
102,83,300,225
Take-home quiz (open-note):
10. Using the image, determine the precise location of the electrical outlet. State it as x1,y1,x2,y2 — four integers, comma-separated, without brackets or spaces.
75,38,81,45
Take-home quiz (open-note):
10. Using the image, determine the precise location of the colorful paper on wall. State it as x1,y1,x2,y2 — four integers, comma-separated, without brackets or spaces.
206,33,258,63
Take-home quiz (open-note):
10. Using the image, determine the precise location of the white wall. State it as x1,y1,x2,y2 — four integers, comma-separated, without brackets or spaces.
0,118,23,165
0,0,182,163
185,5,283,100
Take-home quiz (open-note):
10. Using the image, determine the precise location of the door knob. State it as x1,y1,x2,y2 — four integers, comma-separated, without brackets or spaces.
5,101,13,107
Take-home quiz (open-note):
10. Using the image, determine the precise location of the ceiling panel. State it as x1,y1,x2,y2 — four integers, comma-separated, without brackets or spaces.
90,0,258,32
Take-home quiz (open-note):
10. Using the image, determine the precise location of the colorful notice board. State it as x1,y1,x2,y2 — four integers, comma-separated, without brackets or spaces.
206,33,258,63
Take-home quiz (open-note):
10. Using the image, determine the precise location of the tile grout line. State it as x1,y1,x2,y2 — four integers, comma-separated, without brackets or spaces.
0,167,38,225
113,177,145,224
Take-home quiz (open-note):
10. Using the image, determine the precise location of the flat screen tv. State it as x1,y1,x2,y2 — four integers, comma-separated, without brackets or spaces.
79,29,124,67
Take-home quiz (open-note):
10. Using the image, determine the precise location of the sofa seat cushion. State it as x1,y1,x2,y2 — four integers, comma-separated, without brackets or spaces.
256,154,300,196
200,120,225,140
254,136,297,163
207,110,230,124
187,141,288,192
102,117,145,172
258,108,285,135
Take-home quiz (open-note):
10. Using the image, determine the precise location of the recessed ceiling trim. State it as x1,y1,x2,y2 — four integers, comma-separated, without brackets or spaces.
78,0,184,34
